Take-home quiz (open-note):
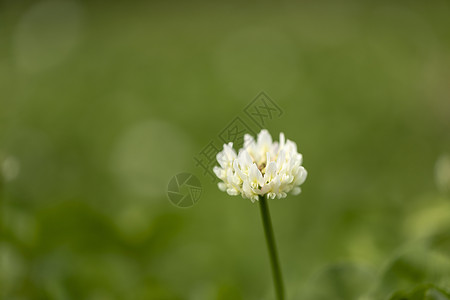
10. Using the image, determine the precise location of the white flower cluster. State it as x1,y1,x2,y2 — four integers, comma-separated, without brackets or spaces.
214,129,307,202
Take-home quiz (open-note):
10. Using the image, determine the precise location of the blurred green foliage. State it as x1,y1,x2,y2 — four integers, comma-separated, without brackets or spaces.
389,284,450,300
1,0,450,299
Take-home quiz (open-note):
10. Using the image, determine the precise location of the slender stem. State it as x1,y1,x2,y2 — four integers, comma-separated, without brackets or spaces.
259,196,285,300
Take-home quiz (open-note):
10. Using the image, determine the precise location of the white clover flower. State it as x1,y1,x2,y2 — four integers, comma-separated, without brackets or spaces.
214,129,307,202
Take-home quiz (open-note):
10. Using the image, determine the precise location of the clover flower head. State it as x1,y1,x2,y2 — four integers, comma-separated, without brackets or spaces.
213,129,307,202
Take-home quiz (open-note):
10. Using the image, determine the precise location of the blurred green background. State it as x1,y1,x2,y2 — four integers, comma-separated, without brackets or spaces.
1,1,450,299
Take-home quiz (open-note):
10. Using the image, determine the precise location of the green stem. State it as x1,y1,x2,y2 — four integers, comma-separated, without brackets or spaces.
259,196,285,300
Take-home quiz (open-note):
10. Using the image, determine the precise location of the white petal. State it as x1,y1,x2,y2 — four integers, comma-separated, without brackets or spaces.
244,134,255,149
285,140,297,153
227,188,239,196
264,161,277,183
291,187,301,195
242,180,252,195
279,132,285,148
257,129,273,148
240,150,254,167
218,182,227,191
250,163,264,186
249,163,259,182
294,167,307,186
216,152,226,168
260,183,272,194
213,166,223,178
224,142,237,160
233,160,245,181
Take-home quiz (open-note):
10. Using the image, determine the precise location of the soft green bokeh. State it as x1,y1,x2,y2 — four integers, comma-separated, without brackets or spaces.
1,1,450,299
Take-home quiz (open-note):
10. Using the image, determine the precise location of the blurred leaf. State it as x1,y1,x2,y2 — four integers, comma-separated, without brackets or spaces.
299,262,375,300
372,247,450,299
428,227,450,256
389,284,450,300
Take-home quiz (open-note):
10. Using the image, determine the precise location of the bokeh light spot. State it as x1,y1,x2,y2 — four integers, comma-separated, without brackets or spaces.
1,156,20,181
13,0,84,73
